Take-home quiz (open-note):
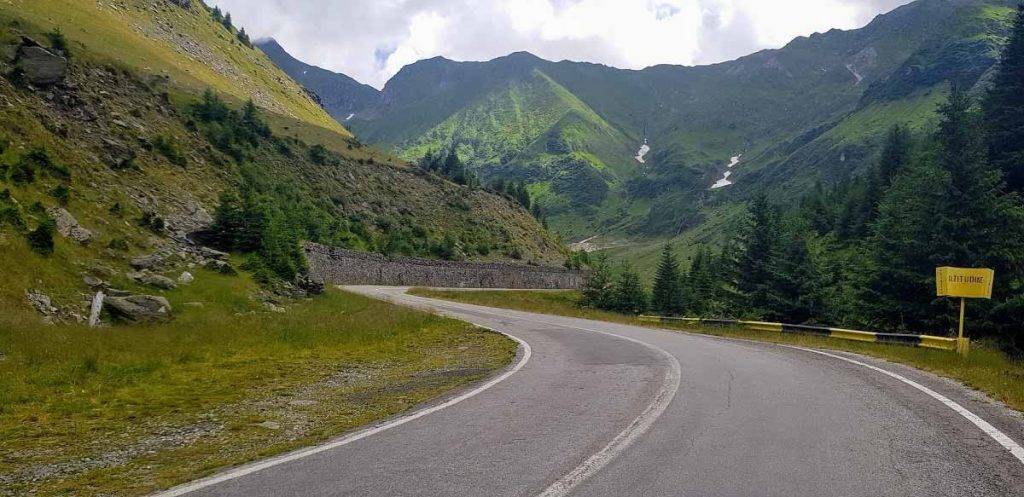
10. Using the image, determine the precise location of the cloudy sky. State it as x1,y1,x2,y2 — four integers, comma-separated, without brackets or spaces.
209,0,912,89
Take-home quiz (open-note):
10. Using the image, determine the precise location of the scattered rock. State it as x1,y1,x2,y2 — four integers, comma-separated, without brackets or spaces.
178,271,194,284
128,271,177,290
130,254,164,270
47,207,94,245
87,263,118,278
296,274,325,295
199,246,228,260
26,290,56,316
83,275,104,288
104,295,172,323
102,138,136,170
15,43,68,86
205,259,236,275
263,302,285,313
288,399,317,407
88,291,104,328
256,421,281,431
106,288,131,297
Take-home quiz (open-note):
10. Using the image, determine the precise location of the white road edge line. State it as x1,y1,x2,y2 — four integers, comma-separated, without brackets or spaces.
395,292,682,497
790,346,1024,466
530,318,681,497
151,321,532,496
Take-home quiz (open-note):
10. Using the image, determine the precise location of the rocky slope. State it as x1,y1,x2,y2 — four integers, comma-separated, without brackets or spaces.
0,0,565,325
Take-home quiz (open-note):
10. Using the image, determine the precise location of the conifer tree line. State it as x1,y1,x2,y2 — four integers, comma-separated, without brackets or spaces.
417,149,550,226
583,5,1024,353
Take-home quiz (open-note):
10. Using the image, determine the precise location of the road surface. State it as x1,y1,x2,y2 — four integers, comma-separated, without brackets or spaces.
160,286,1024,497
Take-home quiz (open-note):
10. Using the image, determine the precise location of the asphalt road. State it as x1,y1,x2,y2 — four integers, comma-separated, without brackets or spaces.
161,286,1024,497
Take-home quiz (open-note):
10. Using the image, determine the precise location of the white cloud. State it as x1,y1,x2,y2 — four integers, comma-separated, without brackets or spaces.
208,0,913,89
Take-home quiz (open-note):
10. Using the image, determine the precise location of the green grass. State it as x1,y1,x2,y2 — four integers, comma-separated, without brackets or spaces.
1,279,516,496
409,288,1024,414
6,0,345,137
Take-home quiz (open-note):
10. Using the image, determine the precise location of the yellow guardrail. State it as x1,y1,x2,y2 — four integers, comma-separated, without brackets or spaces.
638,316,962,352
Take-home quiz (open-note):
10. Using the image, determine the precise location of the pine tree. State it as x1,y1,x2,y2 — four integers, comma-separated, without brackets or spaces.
684,247,720,317
580,255,614,310
984,4,1024,193
767,235,821,323
612,262,648,315
650,244,684,315
868,86,1024,333
862,125,911,225
736,194,781,318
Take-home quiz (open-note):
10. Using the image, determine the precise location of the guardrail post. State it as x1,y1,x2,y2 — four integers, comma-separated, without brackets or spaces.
956,337,970,356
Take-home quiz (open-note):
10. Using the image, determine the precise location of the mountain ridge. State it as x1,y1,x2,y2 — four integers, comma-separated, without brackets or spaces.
264,0,1019,247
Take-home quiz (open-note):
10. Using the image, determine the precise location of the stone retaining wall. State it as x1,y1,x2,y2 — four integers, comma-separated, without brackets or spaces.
306,243,583,289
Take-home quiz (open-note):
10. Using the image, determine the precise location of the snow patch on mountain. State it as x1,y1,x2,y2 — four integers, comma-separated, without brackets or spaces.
711,154,742,190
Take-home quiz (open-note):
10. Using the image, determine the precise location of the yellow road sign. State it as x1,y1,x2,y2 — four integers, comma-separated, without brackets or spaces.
935,267,994,299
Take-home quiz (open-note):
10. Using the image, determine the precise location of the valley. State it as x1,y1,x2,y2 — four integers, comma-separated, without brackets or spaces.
261,0,1020,270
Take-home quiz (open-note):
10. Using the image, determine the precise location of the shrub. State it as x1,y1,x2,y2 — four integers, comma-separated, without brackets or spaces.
46,28,68,55
49,184,70,205
7,158,35,184
0,190,24,230
308,144,330,165
106,237,129,251
19,147,70,180
26,217,56,255
137,211,165,233
152,135,187,167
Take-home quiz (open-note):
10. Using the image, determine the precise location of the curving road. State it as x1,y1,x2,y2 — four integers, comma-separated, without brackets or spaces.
159,286,1024,497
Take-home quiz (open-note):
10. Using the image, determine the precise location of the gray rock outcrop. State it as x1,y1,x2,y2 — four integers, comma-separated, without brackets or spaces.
128,270,177,290
104,295,173,323
26,290,56,316
47,207,93,245
130,254,164,270
16,43,67,86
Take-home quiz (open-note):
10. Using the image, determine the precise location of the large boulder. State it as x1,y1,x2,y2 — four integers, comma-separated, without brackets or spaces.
128,270,177,290
104,295,172,323
47,207,93,245
16,44,67,86
130,254,164,270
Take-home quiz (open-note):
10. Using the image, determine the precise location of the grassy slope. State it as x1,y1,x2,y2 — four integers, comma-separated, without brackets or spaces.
12,0,347,138
1,281,515,496
410,289,1024,414
0,1,546,494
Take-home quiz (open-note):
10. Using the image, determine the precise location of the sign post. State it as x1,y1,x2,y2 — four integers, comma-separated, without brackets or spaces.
936,267,995,355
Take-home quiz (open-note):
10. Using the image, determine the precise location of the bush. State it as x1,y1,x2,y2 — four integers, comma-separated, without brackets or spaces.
7,158,34,184
11,147,71,181
106,237,129,251
0,190,24,230
308,144,331,165
137,211,165,233
152,135,187,167
26,217,55,255
47,28,69,56
49,184,70,205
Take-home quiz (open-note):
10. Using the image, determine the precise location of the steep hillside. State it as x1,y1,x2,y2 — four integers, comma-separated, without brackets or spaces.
255,38,379,124
0,0,565,325
268,0,1018,248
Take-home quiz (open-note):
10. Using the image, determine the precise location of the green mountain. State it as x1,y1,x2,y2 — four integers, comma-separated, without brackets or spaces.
0,0,565,324
267,0,1019,251
255,38,380,124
